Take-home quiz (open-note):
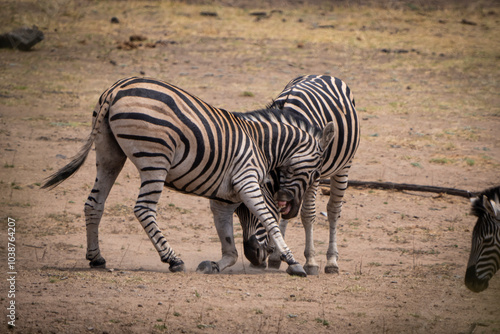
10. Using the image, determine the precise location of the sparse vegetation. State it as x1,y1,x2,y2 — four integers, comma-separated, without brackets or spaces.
242,91,255,97
315,318,330,326
429,157,454,165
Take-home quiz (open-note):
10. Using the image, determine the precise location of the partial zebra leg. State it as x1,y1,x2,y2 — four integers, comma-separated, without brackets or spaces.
133,170,185,272
267,219,288,269
197,200,240,274
301,180,320,275
268,181,321,274
85,124,127,268
325,166,351,274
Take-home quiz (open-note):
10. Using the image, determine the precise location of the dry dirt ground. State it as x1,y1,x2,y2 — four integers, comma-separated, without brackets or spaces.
1,1,499,333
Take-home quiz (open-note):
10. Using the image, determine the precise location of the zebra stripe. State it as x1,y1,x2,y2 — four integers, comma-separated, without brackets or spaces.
219,75,360,274
42,77,335,275
465,186,500,292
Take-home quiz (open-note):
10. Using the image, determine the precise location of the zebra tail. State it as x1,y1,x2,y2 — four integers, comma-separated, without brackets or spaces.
41,98,110,190
40,137,94,190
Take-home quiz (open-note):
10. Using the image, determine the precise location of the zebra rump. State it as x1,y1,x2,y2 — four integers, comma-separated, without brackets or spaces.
465,185,500,292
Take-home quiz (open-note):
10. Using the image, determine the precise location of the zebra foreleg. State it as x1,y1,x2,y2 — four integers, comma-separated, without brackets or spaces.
325,170,350,274
134,172,185,272
301,182,320,275
85,124,127,268
267,219,288,270
197,200,240,274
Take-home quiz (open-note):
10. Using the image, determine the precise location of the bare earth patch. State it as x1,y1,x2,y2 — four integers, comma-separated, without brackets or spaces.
1,1,499,333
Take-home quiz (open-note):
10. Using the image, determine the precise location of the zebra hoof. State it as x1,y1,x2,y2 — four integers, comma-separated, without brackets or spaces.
196,261,220,274
304,265,319,276
268,259,281,270
169,259,186,273
324,265,339,274
286,264,307,277
89,258,106,268
250,261,267,269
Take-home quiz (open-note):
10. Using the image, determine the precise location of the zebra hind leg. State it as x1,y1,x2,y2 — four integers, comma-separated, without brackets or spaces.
134,171,185,272
325,169,350,274
85,126,127,268
197,200,240,274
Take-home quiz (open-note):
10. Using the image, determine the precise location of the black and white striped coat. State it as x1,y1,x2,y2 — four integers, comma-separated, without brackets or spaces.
42,77,335,275
465,186,500,292
210,75,360,275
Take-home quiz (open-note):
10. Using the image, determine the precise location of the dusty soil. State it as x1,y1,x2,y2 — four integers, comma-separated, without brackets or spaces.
1,1,499,333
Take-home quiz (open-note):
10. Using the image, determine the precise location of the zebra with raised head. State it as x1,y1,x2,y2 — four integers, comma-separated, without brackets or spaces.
465,186,500,292
42,77,335,276
207,75,360,275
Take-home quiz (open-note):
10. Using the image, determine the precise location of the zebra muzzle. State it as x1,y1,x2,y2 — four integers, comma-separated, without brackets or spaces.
465,265,489,293
277,200,292,215
275,189,299,219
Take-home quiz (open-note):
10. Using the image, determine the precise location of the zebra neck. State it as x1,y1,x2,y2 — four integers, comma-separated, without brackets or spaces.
234,108,319,137
237,117,306,171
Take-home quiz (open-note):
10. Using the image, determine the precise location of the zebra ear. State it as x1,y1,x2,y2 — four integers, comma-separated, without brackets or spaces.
483,195,500,219
319,122,336,151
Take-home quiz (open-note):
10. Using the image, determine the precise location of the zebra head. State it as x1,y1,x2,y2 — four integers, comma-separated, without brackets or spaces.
275,122,335,220
465,186,500,293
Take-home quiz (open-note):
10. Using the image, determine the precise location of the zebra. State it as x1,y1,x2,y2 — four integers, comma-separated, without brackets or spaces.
41,77,336,276
205,75,360,275
465,186,500,292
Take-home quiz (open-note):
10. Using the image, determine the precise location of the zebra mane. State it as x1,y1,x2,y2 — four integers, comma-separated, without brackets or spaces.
471,186,500,217
235,107,321,138
266,98,286,110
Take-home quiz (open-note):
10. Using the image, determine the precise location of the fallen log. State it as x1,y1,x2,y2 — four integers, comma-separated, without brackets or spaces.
319,179,477,198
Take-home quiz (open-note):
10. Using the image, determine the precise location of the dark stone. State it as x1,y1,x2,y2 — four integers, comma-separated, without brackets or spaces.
250,11,268,17
129,35,147,42
111,17,120,24
200,11,218,17
461,18,477,26
0,25,44,51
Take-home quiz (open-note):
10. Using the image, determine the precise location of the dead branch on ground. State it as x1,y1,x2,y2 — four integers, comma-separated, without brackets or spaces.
319,179,477,198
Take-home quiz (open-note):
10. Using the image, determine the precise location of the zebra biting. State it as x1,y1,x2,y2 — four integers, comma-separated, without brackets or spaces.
42,77,335,276
465,186,500,292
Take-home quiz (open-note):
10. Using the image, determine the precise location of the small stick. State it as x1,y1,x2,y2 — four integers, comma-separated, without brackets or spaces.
119,244,130,267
